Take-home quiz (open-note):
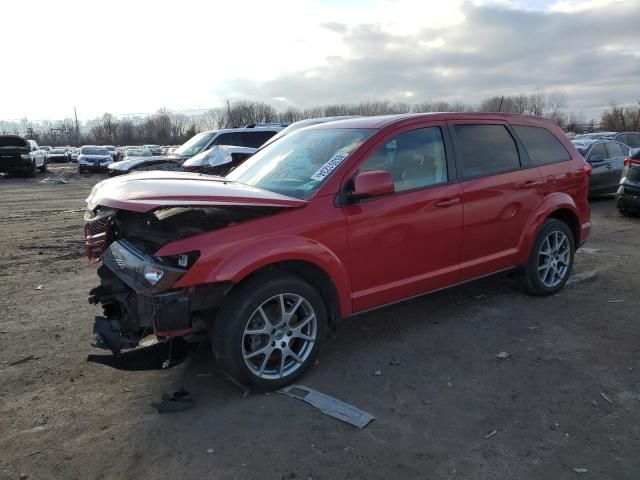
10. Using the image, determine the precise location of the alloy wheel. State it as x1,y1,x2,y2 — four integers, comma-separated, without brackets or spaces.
537,230,571,288
242,293,317,380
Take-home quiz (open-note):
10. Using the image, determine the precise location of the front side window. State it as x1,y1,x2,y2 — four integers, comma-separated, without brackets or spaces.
227,128,375,199
213,132,244,146
588,143,607,161
173,131,216,157
360,127,448,192
513,125,571,165
454,124,520,178
626,134,640,148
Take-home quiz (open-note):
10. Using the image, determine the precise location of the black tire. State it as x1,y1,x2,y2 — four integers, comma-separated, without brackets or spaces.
519,219,575,296
39,159,48,173
26,161,37,177
212,271,328,391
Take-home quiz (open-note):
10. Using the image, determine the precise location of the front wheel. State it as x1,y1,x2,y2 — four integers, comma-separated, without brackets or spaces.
212,272,328,391
519,219,575,296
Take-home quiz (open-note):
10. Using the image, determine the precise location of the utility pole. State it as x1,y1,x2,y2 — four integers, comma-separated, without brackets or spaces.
74,106,79,145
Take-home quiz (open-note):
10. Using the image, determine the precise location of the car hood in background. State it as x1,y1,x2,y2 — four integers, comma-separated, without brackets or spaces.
85,170,307,212
109,155,180,171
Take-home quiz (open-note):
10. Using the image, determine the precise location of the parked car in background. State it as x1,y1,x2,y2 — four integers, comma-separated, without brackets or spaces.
84,113,591,389
0,135,48,176
182,145,257,175
104,145,119,161
109,126,285,176
575,131,640,148
261,116,360,148
40,146,52,153
616,148,640,215
77,146,113,173
143,144,163,156
70,147,80,162
48,147,70,163
572,139,630,195
108,148,178,177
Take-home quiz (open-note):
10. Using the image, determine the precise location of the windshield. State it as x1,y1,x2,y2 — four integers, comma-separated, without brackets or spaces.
226,128,375,199
81,147,109,155
172,132,215,157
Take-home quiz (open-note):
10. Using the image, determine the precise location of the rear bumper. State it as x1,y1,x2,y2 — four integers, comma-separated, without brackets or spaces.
48,155,68,162
616,191,640,211
0,159,32,173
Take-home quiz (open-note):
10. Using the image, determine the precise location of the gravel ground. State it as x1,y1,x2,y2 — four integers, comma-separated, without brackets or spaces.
1,164,639,480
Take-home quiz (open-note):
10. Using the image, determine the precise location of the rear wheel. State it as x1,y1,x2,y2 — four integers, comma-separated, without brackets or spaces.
519,219,575,296
212,272,327,391
26,161,37,177
39,159,48,173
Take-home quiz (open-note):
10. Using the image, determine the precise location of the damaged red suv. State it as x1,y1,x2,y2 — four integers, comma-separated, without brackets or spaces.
85,113,591,390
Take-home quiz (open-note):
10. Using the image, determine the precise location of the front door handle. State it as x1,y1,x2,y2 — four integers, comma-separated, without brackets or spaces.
435,197,460,208
520,180,542,189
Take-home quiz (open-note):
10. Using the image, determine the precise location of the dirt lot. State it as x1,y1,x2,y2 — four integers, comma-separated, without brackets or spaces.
1,164,639,480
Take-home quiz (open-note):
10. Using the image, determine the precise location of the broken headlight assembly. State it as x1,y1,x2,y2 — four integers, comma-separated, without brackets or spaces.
105,241,198,294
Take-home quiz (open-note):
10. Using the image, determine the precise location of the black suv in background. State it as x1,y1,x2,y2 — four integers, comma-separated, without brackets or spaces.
0,135,48,176
616,149,640,215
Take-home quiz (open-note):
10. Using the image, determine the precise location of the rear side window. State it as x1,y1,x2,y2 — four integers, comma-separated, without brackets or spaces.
588,143,607,161
626,134,640,148
454,124,520,178
605,142,626,157
513,125,571,165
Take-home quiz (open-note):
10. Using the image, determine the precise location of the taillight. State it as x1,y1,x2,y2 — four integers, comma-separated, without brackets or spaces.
582,161,592,175
624,157,640,167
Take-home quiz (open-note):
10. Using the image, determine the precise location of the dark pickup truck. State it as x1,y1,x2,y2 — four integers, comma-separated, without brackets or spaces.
0,135,48,176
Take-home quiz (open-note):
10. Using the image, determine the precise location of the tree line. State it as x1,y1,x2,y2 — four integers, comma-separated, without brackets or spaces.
1,89,638,147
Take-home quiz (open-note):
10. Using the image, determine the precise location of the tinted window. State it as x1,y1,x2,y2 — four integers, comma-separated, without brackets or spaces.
626,134,640,148
616,134,628,146
605,142,625,157
361,127,448,192
454,125,520,178
244,131,278,148
213,132,244,146
588,143,607,161
513,125,571,165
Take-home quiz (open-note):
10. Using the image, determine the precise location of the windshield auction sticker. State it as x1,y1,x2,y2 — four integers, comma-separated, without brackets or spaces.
310,151,350,182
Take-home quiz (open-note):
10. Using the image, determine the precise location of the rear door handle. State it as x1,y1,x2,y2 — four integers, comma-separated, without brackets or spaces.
435,198,460,208
520,180,542,189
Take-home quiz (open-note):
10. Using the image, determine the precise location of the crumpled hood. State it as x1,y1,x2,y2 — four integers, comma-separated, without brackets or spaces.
86,170,306,212
109,155,180,171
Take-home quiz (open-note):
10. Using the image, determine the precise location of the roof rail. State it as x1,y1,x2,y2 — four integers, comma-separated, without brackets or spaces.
244,123,289,128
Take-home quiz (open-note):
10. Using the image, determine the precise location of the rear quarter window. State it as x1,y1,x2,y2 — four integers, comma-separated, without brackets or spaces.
512,125,571,166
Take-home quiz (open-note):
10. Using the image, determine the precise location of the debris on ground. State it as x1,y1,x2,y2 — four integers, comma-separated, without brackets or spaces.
373,370,382,376
35,285,44,290
607,299,624,303
576,248,601,255
9,355,35,366
278,385,375,429
572,467,589,474
388,359,401,366
484,430,498,439
567,270,599,286
446,382,454,388
495,351,511,359
40,177,68,185
151,388,194,413
599,392,614,405
422,399,433,405
206,448,215,454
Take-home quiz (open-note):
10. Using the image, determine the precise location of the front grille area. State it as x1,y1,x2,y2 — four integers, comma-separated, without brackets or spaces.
84,216,113,260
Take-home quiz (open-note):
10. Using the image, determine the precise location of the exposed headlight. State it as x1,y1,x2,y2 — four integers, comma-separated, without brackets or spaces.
143,265,164,285
20,154,31,160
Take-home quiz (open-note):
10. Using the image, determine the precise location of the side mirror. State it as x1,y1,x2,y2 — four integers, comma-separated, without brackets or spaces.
351,170,394,199
589,154,605,163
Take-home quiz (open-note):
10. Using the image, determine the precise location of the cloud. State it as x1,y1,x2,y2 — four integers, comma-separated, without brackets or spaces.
222,1,640,115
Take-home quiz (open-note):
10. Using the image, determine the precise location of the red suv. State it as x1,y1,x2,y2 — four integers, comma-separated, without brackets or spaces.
84,113,591,390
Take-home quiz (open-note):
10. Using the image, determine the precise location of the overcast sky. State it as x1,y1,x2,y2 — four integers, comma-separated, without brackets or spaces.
1,0,638,121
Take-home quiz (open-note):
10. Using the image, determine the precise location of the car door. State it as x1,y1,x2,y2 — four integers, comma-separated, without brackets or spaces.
449,121,544,280
605,142,629,190
342,123,463,312
586,143,609,194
